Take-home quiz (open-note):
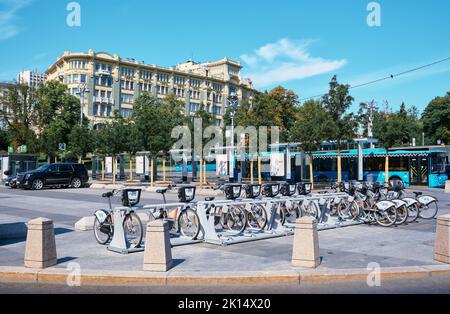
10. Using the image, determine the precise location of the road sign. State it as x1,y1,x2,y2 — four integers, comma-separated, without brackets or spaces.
17,145,27,153
59,143,66,151
8,146,13,153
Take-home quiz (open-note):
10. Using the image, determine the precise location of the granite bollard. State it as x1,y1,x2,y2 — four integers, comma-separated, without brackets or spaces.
24,217,57,268
292,216,320,268
434,214,450,264
143,220,173,272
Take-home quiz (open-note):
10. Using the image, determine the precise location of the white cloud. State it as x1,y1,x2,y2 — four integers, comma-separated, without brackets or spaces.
0,0,32,40
240,38,347,88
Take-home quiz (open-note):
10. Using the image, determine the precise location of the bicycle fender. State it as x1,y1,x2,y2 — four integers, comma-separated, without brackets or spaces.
375,201,395,211
402,197,418,207
391,199,407,209
94,210,109,224
418,195,437,206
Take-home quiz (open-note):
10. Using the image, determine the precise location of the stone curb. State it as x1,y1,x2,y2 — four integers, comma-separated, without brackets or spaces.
1,265,450,286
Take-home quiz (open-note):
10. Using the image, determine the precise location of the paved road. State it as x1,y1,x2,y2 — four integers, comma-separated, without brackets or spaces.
0,185,220,228
2,274,450,293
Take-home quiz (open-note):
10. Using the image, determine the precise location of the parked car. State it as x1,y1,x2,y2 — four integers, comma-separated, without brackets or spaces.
3,170,18,189
17,163,89,190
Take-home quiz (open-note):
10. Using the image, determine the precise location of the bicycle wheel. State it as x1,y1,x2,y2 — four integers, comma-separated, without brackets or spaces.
419,201,438,220
178,208,200,240
337,200,352,220
123,212,143,248
406,203,420,223
223,206,247,234
358,201,371,222
246,204,268,231
329,203,338,216
349,201,360,220
395,205,408,225
375,207,397,227
93,216,111,245
303,201,320,219
282,205,300,225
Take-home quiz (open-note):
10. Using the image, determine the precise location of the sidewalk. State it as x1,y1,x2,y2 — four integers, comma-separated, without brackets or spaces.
1,188,449,285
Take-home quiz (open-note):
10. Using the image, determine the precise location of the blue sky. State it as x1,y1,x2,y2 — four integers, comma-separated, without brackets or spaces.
0,0,449,113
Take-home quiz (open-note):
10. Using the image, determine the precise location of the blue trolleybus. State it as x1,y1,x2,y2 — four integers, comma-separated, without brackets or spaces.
311,148,448,188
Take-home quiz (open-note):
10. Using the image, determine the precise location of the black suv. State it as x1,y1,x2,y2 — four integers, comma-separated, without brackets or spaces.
17,163,89,190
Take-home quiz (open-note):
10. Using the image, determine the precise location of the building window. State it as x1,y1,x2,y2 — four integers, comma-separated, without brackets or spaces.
100,105,105,117
189,103,200,112
140,70,151,80
121,67,135,77
212,105,221,115
120,108,133,118
190,79,201,87
157,73,169,82
174,76,185,85
121,94,134,103
71,60,86,69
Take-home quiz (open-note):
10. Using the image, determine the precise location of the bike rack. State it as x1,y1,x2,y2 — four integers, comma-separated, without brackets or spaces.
107,204,203,255
196,198,292,246
106,192,363,253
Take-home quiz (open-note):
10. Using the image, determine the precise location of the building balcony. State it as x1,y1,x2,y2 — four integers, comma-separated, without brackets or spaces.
96,69,112,76
93,96,114,104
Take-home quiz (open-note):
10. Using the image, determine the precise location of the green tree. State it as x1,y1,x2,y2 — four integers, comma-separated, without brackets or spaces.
132,93,186,157
34,81,72,134
422,92,450,145
68,117,93,162
0,129,10,152
321,75,357,182
268,86,300,140
371,102,423,148
39,90,81,161
290,100,329,188
0,83,38,152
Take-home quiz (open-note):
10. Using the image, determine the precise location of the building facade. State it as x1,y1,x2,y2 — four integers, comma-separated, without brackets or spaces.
45,50,254,127
17,71,47,88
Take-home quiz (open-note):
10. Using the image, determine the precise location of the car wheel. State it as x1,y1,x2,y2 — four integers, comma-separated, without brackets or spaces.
32,179,44,190
71,177,82,189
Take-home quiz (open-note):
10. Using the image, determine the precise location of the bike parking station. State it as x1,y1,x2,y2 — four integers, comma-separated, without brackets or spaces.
107,203,203,254
102,184,362,253
93,172,441,256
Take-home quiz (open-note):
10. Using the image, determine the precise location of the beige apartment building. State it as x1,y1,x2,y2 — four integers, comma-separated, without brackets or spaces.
45,50,255,127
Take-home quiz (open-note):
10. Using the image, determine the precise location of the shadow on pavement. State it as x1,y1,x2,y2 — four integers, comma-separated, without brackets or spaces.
0,226,74,246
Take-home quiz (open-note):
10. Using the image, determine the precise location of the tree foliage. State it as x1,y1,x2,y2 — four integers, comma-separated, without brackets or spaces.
358,101,423,148
0,84,38,152
422,92,450,145
0,129,9,152
321,75,357,150
131,92,186,157
290,99,329,153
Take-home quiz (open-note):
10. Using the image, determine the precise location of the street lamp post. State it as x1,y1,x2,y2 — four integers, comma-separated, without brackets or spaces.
76,83,90,126
227,92,239,182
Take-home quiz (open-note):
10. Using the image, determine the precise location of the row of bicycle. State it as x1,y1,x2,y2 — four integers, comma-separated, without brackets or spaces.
336,181,439,227
92,181,439,248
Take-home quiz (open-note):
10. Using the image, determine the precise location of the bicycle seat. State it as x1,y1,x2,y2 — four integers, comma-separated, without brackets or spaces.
413,192,423,197
205,197,215,201
102,192,113,198
156,188,169,194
